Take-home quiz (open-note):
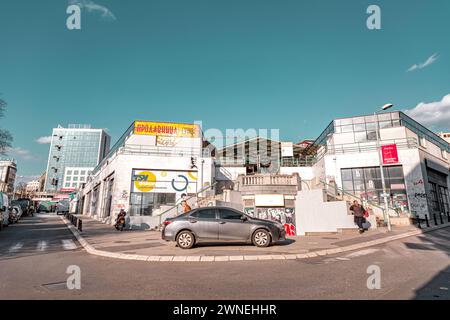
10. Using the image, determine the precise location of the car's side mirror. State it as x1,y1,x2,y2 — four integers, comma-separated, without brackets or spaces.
240,215,247,221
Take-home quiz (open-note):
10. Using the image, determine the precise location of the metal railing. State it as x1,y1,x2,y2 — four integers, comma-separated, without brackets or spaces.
317,180,400,223
325,137,418,155
239,174,298,186
155,182,218,228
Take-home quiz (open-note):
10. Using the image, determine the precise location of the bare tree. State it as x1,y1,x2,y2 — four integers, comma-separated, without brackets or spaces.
0,98,13,155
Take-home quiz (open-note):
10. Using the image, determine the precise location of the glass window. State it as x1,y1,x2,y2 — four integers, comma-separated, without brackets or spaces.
379,121,392,129
74,170,79,175
81,171,86,175
67,170,72,175
341,169,353,181
219,209,242,220
352,117,365,124
353,123,366,132
65,183,70,187
354,131,367,142
387,166,403,178
72,183,77,187
66,176,72,181
352,168,364,180
190,209,217,219
341,125,354,133
378,113,391,121
73,177,78,181
340,118,353,125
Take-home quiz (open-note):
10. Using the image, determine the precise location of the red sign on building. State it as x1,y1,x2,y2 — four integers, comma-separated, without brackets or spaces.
381,144,399,164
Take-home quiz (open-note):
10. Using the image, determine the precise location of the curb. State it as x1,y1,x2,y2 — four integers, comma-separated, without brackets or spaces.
61,217,450,263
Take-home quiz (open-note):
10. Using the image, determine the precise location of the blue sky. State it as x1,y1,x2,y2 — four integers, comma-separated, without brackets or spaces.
0,0,449,179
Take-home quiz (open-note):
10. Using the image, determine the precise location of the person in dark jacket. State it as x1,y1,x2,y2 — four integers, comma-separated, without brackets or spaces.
350,200,366,234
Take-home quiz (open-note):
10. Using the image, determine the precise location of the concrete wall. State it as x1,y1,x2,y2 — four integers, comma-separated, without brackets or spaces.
294,189,357,235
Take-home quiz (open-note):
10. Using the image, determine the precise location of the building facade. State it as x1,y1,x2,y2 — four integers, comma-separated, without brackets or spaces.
0,159,17,197
44,124,110,192
284,111,450,219
79,121,214,229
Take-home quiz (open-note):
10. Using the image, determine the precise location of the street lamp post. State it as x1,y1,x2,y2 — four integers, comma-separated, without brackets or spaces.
375,104,393,231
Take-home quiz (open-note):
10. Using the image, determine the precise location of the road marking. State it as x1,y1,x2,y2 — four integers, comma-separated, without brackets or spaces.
37,241,48,252
343,248,380,259
62,239,77,250
8,242,23,253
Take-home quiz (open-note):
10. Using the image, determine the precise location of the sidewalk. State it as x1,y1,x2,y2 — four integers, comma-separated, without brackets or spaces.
62,214,450,262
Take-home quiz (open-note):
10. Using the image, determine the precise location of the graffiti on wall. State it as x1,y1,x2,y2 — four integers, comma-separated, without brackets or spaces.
248,207,296,236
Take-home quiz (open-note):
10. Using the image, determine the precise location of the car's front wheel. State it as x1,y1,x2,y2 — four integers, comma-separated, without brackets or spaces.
176,231,195,249
252,229,271,247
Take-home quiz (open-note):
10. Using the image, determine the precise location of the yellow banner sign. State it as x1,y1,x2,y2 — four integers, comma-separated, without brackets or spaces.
134,121,200,138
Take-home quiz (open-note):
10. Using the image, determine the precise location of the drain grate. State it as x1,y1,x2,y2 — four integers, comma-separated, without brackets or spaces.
41,281,68,291
114,240,131,244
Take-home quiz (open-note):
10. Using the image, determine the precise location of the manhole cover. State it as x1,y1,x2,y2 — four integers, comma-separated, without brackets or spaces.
41,281,67,291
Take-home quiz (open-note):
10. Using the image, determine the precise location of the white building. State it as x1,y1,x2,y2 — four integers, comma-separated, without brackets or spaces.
79,121,214,229
62,167,94,191
26,180,40,193
438,132,450,144
214,111,450,234
0,159,17,197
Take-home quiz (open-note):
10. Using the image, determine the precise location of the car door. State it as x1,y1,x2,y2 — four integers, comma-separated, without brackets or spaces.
218,208,250,241
188,208,219,240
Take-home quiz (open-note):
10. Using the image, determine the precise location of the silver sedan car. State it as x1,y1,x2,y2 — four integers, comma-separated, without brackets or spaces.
161,206,286,249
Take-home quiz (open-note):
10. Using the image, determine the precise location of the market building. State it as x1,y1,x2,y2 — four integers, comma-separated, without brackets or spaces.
213,111,450,234
78,120,214,229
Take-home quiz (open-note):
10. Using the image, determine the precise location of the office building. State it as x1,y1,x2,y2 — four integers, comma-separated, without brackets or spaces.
44,124,110,192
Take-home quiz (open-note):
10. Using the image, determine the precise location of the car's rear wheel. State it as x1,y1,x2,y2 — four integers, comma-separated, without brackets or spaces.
176,231,195,249
252,229,271,247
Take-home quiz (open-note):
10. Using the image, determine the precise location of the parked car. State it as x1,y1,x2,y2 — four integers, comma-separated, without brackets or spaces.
0,192,10,229
162,206,286,249
55,200,69,215
9,205,23,223
17,198,33,216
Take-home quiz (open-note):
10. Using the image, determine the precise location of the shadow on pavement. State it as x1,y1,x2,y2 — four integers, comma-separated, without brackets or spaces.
412,228,450,300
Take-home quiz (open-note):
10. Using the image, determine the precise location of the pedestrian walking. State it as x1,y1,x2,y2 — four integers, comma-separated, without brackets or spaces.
350,200,366,234
181,200,192,213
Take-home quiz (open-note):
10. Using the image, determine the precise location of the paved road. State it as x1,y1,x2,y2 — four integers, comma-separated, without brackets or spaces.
1,214,449,299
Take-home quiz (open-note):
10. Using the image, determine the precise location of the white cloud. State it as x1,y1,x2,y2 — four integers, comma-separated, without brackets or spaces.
69,0,116,20
5,147,39,161
404,94,450,129
36,136,52,144
407,53,439,72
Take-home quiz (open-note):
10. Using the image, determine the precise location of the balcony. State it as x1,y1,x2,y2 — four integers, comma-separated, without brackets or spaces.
236,173,300,195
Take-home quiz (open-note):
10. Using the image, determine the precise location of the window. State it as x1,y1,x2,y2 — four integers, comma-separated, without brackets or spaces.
429,183,440,211
66,176,72,181
67,170,72,175
74,170,79,175
219,209,242,220
341,165,408,210
129,193,176,216
190,209,216,219
73,177,78,181
81,170,86,175
65,183,70,187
